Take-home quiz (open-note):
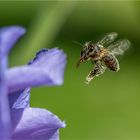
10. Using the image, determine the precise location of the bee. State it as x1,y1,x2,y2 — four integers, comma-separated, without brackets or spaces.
76,32,130,84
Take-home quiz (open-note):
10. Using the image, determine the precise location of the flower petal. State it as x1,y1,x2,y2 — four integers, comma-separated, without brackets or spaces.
11,108,65,140
7,48,67,93
9,88,30,109
0,26,26,58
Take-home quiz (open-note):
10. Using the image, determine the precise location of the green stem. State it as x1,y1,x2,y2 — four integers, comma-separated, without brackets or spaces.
16,2,76,64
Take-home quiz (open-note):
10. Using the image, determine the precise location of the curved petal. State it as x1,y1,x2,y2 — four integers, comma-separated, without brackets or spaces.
9,88,30,109
7,48,67,93
11,108,65,140
0,26,26,58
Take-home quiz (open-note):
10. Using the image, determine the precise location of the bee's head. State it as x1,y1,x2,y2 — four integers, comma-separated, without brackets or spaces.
76,41,97,68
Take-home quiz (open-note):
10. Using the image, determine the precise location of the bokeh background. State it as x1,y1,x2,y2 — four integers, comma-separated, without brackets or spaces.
1,1,140,139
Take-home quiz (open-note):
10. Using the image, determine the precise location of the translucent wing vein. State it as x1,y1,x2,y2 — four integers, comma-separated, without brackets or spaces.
96,32,118,47
108,39,130,55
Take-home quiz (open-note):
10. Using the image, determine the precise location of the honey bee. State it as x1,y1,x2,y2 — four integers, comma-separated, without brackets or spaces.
76,32,130,84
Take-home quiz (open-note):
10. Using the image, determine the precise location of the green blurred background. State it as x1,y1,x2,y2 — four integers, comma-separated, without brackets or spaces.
2,1,140,139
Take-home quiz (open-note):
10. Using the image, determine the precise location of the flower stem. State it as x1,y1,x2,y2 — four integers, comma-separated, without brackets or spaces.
14,1,77,65
0,56,11,140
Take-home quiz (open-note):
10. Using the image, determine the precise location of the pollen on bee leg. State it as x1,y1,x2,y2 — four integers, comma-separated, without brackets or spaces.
85,77,91,84
85,73,94,84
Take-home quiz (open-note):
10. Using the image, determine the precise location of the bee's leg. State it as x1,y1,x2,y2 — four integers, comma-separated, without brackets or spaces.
86,61,106,84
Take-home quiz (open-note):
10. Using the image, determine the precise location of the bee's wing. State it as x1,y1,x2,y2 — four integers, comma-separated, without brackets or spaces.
108,39,130,55
96,32,118,47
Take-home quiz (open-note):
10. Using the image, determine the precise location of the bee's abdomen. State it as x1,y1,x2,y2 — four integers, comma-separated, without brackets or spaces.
103,54,119,71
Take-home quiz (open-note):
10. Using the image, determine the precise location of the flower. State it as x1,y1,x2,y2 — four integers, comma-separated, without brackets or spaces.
0,26,67,140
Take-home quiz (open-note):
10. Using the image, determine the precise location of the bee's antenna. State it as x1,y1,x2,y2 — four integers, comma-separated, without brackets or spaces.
72,40,83,47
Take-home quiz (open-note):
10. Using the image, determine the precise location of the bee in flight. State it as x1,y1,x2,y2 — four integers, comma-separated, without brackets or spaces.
76,32,130,84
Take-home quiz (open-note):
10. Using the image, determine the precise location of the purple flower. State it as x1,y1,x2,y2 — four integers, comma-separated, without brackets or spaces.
0,26,66,140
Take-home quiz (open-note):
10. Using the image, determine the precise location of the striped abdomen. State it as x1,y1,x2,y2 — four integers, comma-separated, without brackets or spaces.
103,53,119,71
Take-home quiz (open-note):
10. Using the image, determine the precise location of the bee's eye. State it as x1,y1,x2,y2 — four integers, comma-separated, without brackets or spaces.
89,47,94,52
